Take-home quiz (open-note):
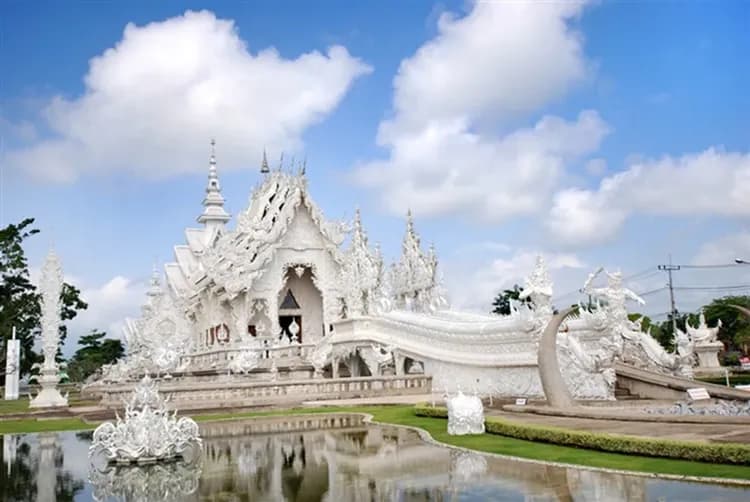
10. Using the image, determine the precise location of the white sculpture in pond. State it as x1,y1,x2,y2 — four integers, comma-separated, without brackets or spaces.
446,391,485,435
30,250,68,408
90,376,201,464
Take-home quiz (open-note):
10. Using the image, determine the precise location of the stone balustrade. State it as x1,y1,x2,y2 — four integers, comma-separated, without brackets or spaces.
199,413,365,438
97,374,432,407
178,343,315,369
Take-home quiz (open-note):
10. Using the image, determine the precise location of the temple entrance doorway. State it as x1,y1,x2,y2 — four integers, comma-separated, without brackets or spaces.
277,266,324,344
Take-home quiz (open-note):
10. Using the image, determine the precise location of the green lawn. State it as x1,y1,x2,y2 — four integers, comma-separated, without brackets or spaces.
2,404,750,480
0,396,99,416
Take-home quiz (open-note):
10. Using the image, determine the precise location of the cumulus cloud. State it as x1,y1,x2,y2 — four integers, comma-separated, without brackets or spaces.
4,10,371,182
548,148,750,246
352,0,600,222
64,275,146,354
444,248,586,312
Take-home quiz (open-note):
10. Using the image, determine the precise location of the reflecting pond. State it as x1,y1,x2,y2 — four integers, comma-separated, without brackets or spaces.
0,414,748,501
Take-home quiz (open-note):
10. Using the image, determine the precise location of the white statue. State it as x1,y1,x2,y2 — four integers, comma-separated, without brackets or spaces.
686,311,723,370
519,255,554,334
581,267,694,377
686,312,721,344
228,346,260,375
89,376,201,464
445,391,485,435
30,250,68,408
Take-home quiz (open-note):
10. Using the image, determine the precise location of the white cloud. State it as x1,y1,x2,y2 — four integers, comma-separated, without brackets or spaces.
445,248,586,312
548,148,750,246
65,275,146,354
693,232,750,266
352,0,602,222
4,10,371,182
385,0,589,136
585,157,607,176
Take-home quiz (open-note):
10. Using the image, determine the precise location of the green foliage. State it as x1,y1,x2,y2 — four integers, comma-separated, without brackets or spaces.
0,218,88,382
491,284,531,315
413,404,750,465
704,296,750,353
66,330,124,382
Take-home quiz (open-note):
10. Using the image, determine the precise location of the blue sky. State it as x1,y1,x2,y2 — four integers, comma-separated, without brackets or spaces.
1,0,749,352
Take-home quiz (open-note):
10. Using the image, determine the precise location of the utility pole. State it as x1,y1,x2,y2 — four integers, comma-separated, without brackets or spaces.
658,255,681,335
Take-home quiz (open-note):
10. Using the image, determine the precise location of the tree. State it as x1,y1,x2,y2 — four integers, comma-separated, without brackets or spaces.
0,218,88,383
703,295,750,354
491,284,531,315
66,330,124,382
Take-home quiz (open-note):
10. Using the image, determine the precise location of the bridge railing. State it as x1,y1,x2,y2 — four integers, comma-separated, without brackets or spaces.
98,374,432,407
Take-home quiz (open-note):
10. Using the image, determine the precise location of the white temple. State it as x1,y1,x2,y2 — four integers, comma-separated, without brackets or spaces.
89,144,705,405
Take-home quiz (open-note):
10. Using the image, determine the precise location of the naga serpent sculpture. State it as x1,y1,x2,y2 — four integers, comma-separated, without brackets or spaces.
537,306,577,408
731,305,750,320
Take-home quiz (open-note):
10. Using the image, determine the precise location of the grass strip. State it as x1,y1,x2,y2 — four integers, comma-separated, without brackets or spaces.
3,404,750,480
414,404,750,474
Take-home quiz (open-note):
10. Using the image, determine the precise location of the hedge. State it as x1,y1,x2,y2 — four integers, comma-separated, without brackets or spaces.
414,403,750,465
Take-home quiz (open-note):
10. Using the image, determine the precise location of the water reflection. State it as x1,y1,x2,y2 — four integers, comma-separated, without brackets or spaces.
1,416,749,501
89,460,202,502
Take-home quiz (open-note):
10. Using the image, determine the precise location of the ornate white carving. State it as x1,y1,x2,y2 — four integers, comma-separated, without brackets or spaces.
445,392,485,435
686,311,721,344
90,376,201,464
519,255,554,336
30,250,68,408
581,267,695,378
390,211,448,313
340,209,390,317
89,459,202,502
227,346,260,375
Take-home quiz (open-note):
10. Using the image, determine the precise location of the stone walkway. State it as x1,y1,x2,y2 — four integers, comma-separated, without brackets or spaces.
302,393,435,407
487,409,750,443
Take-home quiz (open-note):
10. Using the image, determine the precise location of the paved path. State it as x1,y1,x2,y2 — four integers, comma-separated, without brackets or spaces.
487,409,750,443
302,393,435,407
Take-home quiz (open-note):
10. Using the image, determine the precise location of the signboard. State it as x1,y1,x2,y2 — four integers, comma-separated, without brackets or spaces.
686,387,711,401
515,398,527,406
740,357,750,370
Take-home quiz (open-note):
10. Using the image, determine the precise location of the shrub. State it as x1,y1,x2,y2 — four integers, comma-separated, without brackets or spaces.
413,404,750,465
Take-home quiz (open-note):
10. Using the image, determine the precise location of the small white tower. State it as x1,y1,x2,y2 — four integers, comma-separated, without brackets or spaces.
197,139,231,233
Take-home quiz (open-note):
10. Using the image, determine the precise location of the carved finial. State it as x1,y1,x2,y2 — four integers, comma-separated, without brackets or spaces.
261,149,270,174
147,264,161,298
278,152,284,171
197,139,231,228
301,156,307,175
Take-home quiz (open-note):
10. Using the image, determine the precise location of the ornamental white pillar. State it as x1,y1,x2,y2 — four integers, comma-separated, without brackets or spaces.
30,249,68,409
4,327,20,400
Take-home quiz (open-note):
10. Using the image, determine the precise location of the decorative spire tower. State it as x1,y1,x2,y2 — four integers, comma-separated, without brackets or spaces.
260,149,270,174
197,139,231,232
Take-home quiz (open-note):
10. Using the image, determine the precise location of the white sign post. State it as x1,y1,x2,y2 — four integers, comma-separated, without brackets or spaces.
4,327,20,400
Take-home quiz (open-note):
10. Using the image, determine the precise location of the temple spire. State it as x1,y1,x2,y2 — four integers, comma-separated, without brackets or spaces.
147,264,161,299
260,149,270,174
197,139,231,231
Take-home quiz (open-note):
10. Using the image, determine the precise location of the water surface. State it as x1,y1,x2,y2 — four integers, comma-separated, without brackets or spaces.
0,414,748,501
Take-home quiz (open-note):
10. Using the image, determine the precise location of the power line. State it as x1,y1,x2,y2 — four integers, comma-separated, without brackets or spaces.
677,263,747,269
674,285,750,291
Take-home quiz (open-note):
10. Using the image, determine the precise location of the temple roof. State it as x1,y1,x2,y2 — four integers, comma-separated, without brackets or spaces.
162,166,347,304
